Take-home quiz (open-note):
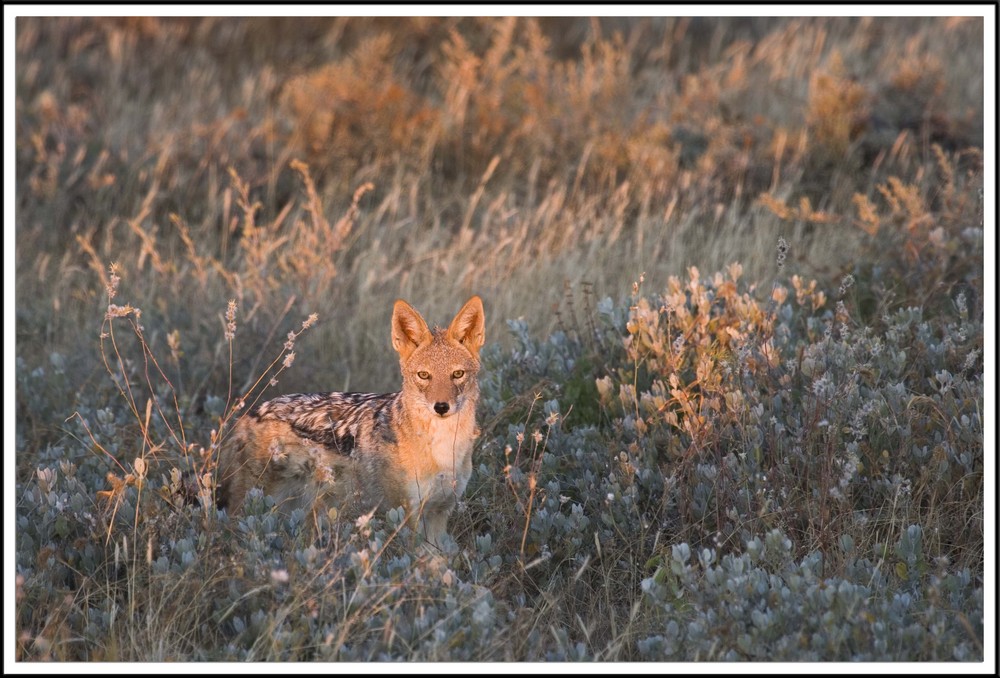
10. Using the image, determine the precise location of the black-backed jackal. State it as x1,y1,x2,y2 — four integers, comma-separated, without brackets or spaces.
217,296,485,550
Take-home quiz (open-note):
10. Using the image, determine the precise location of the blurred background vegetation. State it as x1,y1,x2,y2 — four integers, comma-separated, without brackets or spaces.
15,16,983,398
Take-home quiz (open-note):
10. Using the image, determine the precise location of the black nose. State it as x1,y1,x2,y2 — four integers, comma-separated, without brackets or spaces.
434,402,450,415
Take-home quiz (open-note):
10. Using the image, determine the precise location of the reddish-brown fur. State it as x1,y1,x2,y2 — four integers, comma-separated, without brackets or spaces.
216,296,485,549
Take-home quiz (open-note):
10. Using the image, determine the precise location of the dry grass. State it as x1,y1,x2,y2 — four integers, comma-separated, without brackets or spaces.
15,17,983,395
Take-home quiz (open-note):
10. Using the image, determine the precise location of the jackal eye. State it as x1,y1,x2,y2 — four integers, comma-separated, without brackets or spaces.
417,371,431,380
452,370,465,379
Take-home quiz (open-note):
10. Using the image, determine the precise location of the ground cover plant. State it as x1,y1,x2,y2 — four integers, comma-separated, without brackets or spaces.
13,16,986,662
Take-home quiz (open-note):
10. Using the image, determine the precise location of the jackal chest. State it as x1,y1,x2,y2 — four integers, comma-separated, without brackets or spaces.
397,412,476,512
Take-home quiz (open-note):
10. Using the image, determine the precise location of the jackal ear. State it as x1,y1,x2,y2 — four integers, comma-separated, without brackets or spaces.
448,295,486,354
392,299,431,360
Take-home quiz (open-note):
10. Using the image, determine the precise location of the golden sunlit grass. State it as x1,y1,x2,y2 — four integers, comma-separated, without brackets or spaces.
15,17,983,392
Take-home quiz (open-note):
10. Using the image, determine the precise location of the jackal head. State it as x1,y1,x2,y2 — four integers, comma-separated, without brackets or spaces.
392,296,485,418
